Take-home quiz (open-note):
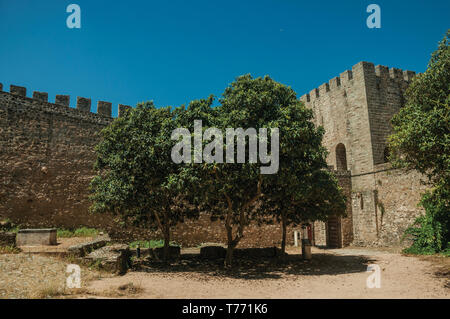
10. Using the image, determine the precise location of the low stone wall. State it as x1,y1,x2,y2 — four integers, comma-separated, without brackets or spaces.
351,165,429,247
84,244,131,275
374,166,429,246
68,236,110,257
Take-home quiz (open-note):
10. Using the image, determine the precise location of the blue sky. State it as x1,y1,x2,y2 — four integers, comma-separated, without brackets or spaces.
0,0,448,117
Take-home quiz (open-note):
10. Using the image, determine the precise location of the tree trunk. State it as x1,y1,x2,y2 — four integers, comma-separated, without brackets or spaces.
223,192,253,268
225,244,236,268
281,212,287,255
224,212,247,268
225,219,235,268
162,211,170,262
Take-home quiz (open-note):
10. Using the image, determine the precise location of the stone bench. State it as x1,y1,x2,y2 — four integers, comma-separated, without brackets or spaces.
84,244,131,275
67,235,110,257
151,246,181,260
16,228,57,246
200,246,227,259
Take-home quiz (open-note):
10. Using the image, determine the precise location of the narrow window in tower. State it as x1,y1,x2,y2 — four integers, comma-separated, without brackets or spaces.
336,143,347,170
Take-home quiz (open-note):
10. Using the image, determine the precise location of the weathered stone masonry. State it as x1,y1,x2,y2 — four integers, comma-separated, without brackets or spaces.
302,61,427,247
0,86,116,232
0,84,319,247
0,61,428,247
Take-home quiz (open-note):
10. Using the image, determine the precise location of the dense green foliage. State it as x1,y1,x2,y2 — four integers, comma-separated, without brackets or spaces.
389,31,450,254
403,179,450,255
90,103,198,261
256,88,346,253
90,75,346,266
174,75,346,265
261,169,346,253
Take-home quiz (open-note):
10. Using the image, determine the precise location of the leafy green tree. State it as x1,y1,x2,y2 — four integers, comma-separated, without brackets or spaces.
389,31,450,254
258,98,346,254
179,75,345,265
403,180,449,254
90,102,198,261
262,170,346,254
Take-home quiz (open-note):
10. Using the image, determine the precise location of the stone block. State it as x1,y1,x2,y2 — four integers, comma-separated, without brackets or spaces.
200,246,226,259
97,101,112,117
84,244,131,275
10,85,26,96
68,235,110,257
16,228,57,246
55,95,70,106
152,246,181,260
76,97,91,112
32,91,48,102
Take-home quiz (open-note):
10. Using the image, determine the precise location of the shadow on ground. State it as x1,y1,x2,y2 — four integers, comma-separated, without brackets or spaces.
416,255,450,289
131,252,376,280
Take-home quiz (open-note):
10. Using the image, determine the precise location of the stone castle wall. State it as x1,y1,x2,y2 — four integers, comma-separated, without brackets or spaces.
351,164,428,246
0,59,428,248
0,83,352,248
0,85,120,233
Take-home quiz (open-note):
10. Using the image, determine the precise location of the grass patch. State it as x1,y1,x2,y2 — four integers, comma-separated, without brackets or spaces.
57,227,100,238
129,239,180,249
440,248,450,257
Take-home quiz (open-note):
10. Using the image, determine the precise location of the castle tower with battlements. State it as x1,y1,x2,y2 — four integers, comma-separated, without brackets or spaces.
300,61,427,247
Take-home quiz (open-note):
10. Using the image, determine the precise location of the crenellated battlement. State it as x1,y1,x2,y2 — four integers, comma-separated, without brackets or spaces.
300,61,416,104
0,83,132,118
297,61,418,194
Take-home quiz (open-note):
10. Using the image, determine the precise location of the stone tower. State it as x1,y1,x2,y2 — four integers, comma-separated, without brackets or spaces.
301,61,426,247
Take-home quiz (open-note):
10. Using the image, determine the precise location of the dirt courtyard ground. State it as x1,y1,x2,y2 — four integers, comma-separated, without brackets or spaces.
1,245,448,299
84,246,449,299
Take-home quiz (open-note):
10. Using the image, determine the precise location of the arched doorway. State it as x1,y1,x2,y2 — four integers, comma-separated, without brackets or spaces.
336,143,347,171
